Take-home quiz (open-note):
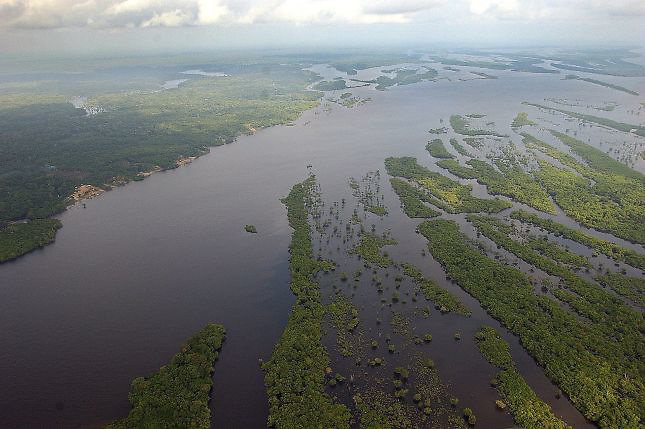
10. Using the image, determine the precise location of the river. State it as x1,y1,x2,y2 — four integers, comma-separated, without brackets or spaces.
1,62,643,428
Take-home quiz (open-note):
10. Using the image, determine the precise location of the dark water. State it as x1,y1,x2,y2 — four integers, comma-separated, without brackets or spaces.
1,64,643,428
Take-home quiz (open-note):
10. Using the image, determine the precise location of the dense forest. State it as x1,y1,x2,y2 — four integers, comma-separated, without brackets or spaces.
105,324,226,429
0,60,322,261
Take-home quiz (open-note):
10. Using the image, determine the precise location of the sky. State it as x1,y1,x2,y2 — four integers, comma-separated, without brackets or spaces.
1,0,644,56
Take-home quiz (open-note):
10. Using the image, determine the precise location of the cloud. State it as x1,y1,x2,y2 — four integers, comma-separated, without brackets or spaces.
0,0,643,29
363,0,444,15
468,0,645,20
141,8,191,27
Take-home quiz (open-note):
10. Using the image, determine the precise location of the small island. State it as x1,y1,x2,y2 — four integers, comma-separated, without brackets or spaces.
244,224,257,233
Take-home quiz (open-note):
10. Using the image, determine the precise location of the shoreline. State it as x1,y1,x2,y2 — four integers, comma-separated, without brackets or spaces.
1,92,323,264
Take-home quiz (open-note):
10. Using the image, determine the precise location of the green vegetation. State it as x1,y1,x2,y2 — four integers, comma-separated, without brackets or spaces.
526,237,590,268
328,294,361,356
389,178,441,218
427,57,507,70
350,231,396,267
436,158,556,214
564,75,639,96
426,56,556,74
426,139,455,159
535,157,644,244
470,71,497,79
244,224,257,233
350,171,388,216
545,49,645,76
428,127,448,134
448,139,472,157
313,79,348,91
385,157,511,213
1,68,319,223
551,61,644,76
521,132,580,167
510,210,645,270
596,273,645,309
353,388,412,428
337,93,370,108
0,219,62,262
263,176,352,429
549,130,644,182
468,215,642,342
449,115,506,137
330,54,416,75
524,103,645,137
462,138,483,149
416,219,643,428
402,263,470,316
511,112,536,128
474,326,572,429
434,160,478,179
374,68,438,90
104,323,226,429
522,133,645,244
0,61,322,261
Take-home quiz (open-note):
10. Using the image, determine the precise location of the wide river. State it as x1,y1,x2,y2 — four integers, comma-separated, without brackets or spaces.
1,63,643,428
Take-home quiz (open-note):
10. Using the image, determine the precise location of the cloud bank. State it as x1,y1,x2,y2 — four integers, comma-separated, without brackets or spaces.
1,0,643,29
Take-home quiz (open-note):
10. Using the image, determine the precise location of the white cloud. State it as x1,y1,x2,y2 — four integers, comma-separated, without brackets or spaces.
141,8,191,27
0,0,643,29
469,0,645,20
196,0,228,24
108,0,152,15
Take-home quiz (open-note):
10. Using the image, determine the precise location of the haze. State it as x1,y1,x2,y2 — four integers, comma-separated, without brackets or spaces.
1,0,644,56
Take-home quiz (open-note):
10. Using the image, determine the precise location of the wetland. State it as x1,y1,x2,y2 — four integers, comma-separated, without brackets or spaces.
0,47,643,428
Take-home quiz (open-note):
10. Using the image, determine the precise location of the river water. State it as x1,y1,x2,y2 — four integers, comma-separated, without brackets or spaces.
0,62,643,428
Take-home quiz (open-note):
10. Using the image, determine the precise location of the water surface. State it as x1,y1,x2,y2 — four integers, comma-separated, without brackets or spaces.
1,64,643,428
